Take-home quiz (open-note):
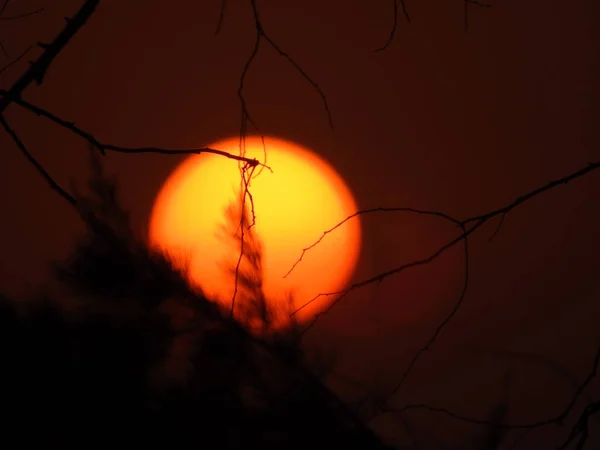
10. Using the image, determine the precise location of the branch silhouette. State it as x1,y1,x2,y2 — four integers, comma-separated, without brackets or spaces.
288,159,600,446
214,0,228,35
0,45,32,76
0,113,77,206
469,346,596,404
0,0,99,113
375,0,411,52
0,7,44,21
557,400,600,450
386,342,599,430
0,92,266,166
290,160,600,316
237,0,333,132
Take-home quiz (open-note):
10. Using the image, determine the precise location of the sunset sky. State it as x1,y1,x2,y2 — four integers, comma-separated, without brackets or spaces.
0,0,599,447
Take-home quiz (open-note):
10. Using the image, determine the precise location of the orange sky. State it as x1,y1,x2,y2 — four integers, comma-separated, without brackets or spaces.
0,1,599,447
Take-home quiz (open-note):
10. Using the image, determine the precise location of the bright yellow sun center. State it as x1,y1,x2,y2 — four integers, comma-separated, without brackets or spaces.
149,136,361,329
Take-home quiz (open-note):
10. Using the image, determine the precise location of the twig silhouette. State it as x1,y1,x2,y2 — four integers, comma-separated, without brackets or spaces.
375,0,411,52
0,114,77,206
557,400,600,450
0,7,44,21
290,159,600,437
291,160,600,316
383,342,599,433
238,0,333,130
214,0,227,35
0,92,266,168
0,45,31,76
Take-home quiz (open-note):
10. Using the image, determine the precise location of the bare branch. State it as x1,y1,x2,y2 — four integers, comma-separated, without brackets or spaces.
0,92,266,168
0,45,32,76
237,9,262,137
557,400,600,450
470,347,596,403
0,114,77,206
384,342,600,431
286,206,459,279
214,0,227,36
0,7,44,21
292,160,600,316
375,0,411,53
238,0,333,131
376,225,469,410
291,160,600,424
487,212,506,242
263,32,333,129
0,0,99,114
462,161,600,226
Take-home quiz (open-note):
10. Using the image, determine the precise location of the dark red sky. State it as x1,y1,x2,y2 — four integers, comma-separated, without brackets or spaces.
1,0,599,447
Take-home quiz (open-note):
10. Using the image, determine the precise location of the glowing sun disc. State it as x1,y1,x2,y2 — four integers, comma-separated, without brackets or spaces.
149,136,361,326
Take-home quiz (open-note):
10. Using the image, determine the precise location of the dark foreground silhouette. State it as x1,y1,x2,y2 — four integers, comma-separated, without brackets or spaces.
0,160,391,449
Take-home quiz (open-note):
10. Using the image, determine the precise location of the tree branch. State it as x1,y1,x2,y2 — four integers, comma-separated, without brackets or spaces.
375,0,411,53
0,92,266,168
291,160,600,315
238,0,333,131
0,0,99,114
0,45,32,76
0,114,77,206
384,342,600,432
0,7,44,21
214,0,227,36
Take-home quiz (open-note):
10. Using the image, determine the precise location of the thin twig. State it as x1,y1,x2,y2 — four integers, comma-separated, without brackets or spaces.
374,221,469,413
291,160,600,313
0,114,77,206
0,45,32,76
238,0,333,130
0,92,266,168
286,207,458,279
375,0,410,53
214,0,227,35
384,342,600,431
0,7,44,20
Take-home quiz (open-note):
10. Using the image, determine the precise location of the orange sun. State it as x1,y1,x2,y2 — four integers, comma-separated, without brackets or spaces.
149,136,361,328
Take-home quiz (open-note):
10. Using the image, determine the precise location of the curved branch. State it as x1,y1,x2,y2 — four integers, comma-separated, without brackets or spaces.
376,225,469,411
0,92,266,168
0,7,44,21
557,400,600,450
0,114,77,206
385,342,600,431
0,45,32,76
214,0,228,35
238,0,333,131
290,160,600,429
286,206,459,279
375,0,410,53
291,160,600,314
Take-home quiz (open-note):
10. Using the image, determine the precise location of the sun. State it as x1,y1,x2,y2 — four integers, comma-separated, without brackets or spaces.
148,136,361,328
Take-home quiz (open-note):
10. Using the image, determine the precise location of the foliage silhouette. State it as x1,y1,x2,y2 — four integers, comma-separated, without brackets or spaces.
216,192,299,338
0,155,392,449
